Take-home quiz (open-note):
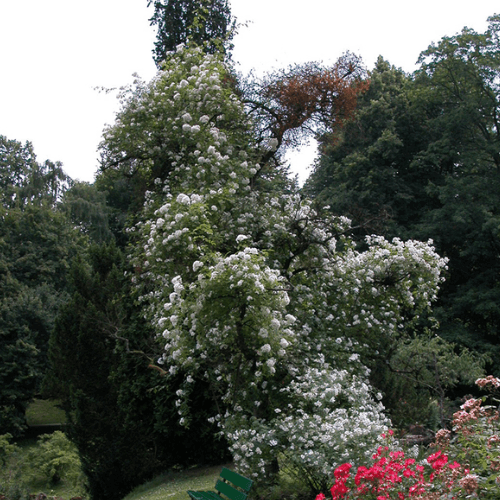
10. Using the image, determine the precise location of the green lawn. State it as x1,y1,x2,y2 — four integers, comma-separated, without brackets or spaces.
124,463,233,500
25,399,66,425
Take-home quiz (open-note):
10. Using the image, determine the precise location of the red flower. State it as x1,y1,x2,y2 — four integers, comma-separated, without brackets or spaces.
334,463,352,479
330,481,349,499
427,450,448,471
330,464,352,500
403,468,415,478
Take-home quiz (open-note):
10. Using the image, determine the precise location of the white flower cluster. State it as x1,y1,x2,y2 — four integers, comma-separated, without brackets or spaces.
315,236,448,347
100,44,259,197
225,365,390,488
156,247,295,392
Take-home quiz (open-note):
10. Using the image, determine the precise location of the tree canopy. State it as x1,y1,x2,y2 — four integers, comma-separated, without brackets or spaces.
0,136,80,436
243,54,368,151
307,16,500,376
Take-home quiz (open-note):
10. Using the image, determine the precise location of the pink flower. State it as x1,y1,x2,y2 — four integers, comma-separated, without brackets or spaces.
458,474,479,494
403,468,414,478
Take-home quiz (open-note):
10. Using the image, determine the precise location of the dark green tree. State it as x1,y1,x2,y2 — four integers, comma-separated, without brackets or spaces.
61,181,113,244
304,18,500,423
0,136,79,436
0,279,40,437
0,136,70,209
307,19,500,372
410,15,500,370
147,0,235,67
47,243,229,500
304,57,432,240
93,158,151,246
0,136,37,207
47,245,154,500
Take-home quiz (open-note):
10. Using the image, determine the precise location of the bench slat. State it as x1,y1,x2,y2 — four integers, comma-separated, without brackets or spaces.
187,468,253,500
187,490,222,500
219,468,253,493
215,479,247,500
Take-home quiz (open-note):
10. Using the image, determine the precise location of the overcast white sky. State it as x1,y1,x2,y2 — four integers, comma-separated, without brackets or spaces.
0,1,498,185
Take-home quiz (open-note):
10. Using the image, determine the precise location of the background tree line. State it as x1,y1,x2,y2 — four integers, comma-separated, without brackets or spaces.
1,3,498,499
305,14,500,381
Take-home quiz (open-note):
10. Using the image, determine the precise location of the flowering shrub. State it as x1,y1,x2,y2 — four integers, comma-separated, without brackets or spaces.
441,376,500,498
316,377,500,499
224,366,391,491
318,444,470,499
102,43,450,492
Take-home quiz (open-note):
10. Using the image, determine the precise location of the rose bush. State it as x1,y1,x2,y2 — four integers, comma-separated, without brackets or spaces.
102,43,453,493
316,377,500,499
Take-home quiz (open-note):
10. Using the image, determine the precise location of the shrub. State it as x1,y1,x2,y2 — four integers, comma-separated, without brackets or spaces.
315,376,500,499
0,433,17,465
25,431,86,491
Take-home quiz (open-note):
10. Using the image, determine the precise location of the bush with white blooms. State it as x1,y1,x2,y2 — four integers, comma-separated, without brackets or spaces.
100,44,448,492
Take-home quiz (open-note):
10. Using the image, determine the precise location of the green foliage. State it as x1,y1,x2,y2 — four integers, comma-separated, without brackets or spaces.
47,244,157,500
305,16,500,423
0,210,75,435
0,483,31,500
25,431,86,489
147,0,235,67
0,137,81,437
0,434,86,500
0,135,69,209
91,170,140,247
0,324,38,436
304,57,430,240
109,44,451,495
410,15,500,372
414,15,500,170
61,181,113,244
46,241,230,500
386,335,486,428
433,376,500,498
0,433,17,466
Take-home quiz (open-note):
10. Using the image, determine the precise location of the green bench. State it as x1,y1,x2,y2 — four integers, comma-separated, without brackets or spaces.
187,467,253,500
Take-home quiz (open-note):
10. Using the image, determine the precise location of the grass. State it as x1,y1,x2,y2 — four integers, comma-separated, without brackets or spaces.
123,463,233,500
26,399,66,425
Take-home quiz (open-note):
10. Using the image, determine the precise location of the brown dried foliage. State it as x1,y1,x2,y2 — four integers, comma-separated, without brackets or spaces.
254,53,369,147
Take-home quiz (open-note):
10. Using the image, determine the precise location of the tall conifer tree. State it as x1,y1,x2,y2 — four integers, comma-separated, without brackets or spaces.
147,0,234,66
